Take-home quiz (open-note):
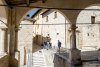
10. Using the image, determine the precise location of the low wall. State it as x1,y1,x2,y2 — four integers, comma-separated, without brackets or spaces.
43,49,54,67
0,54,9,67
54,53,73,67
43,49,75,67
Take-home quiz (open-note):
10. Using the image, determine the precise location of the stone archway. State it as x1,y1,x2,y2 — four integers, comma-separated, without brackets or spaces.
76,4,100,50
5,1,100,67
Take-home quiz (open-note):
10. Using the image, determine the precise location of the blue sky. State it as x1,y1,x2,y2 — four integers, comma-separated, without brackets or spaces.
26,10,38,18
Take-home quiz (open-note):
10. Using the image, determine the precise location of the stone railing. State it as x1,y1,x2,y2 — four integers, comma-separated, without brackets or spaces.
53,53,75,67
0,54,9,67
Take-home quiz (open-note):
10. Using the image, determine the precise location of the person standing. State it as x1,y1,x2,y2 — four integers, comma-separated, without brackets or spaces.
49,41,52,49
47,41,50,50
58,40,61,53
44,40,47,49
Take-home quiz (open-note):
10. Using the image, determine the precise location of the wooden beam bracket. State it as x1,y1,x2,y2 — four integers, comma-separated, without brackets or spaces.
26,0,30,6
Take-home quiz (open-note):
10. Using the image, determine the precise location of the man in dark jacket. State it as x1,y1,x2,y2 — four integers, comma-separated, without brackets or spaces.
58,40,61,53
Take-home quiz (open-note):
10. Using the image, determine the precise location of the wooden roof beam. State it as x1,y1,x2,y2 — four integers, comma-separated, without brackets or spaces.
5,0,10,5
26,0,30,6
42,0,46,3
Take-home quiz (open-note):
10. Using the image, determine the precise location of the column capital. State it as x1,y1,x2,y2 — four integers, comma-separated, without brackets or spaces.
0,26,8,30
70,24,78,30
15,28,20,32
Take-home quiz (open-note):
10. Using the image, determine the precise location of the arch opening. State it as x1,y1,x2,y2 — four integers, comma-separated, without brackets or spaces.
76,4,100,50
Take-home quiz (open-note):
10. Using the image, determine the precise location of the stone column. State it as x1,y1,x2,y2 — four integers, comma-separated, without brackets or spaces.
0,26,8,54
70,24,77,49
69,24,81,65
15,28,20,51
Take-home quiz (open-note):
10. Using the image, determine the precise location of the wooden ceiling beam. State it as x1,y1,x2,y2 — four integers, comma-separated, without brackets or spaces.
26,0,30,6
42,0,46,3
5,0,10,5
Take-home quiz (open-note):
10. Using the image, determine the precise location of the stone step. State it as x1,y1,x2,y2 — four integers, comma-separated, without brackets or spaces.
33,60,44,63
32,66,46,67
33,54,43,56
33,63,46,65
33,52,42,54
33,56,44,57
32,56,44,58
32,57,44,60
82,61,100,67
33,51,42,54
31,50,47,67
33,53,43,55
33,54,44,56
33,64,46,67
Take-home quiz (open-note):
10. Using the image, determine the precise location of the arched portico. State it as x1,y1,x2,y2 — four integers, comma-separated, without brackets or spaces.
9,1,100,66
1,0,100,67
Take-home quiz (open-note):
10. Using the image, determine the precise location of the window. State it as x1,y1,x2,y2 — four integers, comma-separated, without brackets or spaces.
54,12,57,18
48,34,49,36
88,33,89,36
46,16,48,22
56,33,59,35
91,16,95,24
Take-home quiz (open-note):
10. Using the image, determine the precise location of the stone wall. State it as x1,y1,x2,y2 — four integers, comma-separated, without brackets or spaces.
18,20,33,52
77,6,100,50
0,55,9,67
33,13,42,46
43,49,74,67
42,10,69,49
18,20,33,66
42,6,100,50
54,54,73,67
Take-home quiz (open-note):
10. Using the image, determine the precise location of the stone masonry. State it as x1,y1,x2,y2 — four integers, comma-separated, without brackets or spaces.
18,19,33,66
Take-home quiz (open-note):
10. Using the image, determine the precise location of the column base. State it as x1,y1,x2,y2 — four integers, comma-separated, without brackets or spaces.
69,48,81,65
10,51,20,67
